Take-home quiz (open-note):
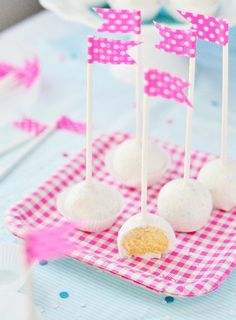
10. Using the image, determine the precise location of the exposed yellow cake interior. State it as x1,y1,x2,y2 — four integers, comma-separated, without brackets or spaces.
122,227,169,257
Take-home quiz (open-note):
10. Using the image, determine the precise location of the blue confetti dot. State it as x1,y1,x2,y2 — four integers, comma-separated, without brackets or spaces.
39,260,48,266
165,296,174,304
70,52,78,60
212,100,219,107
60,291,69,299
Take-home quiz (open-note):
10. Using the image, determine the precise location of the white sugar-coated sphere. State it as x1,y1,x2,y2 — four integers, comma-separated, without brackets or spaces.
106,139,170,187
166,0,220,22
107,0,164,21
57,180,123,233
198,159,236,211
157,178,213,232
118,213,176,258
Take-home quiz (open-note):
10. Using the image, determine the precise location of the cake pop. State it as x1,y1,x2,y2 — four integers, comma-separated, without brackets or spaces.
158,178,213,232
106,138,170,187
57,180,123,232
198,159,236,211
118,89,176,258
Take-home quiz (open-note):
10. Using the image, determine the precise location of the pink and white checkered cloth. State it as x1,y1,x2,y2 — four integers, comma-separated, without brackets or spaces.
5,133,236,297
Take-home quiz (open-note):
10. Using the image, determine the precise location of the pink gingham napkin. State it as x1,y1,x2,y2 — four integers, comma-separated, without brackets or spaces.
5,133,236,297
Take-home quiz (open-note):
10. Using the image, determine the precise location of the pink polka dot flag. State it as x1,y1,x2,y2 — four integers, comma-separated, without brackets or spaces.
56,116,86,135
0,57,40,89
154,23,197,58
13,116,87,136
178,11,229,46
88,36,141,65
25,222,77,265
144,69,192,107
13,117,48,136
94,8,141,35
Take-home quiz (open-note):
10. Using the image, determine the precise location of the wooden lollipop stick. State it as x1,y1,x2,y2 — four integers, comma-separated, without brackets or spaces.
0,135,34,158
86,62,93,184
141,93,149,222
184,57,196,181
220,44,229,164
0,126,55,181
135,33,142,145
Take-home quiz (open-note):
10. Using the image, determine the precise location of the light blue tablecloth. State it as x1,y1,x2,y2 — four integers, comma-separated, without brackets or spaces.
1,11,236,320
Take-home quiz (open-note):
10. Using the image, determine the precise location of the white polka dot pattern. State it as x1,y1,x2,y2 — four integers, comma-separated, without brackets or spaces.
87,36,141,65
154,23,197,58
94,8,141,35
178,11,229,46
144,69,192,107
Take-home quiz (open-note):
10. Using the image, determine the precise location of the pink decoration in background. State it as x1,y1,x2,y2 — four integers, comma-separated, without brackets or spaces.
16,57,40,89
0,63,16,78
154,23,197,58
56,116,86,135
88,36,141,65
0,57,40,88
144,69,192,107
13,117,48,136
178,11,229,46
94,8,141,35
25,222,77,265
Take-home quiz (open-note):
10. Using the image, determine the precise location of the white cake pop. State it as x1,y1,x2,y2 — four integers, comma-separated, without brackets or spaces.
198,159,236,211
57,180,123,233
106,138,170,187
166,0,220,22
157,178,213,232
118,213,176,258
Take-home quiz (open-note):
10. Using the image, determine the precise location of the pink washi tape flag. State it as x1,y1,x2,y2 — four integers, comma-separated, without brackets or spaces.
154,23,197,58
0,58,40,88
144,69,192,107
87,36,141,65
24,223,77,265
16,57,40,89
56,116,86,135
0,63,16,78
13,117,48,136
94,8,141,34
178,11,229,46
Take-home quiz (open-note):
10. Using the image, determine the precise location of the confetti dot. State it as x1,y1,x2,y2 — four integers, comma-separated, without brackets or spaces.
39,260,48,266
60,291,69,299
164,296,175,304
212,100,219,107
62,152,69,158
166,119,173,125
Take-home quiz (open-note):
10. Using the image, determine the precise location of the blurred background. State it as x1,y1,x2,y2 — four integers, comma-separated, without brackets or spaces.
0,0,42,31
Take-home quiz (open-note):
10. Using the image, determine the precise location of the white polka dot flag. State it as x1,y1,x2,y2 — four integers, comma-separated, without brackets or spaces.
154,23,197,58
94,8,141,35
25,222,77,265
144,69,192,107
87,36,141,65
178,11,229,46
